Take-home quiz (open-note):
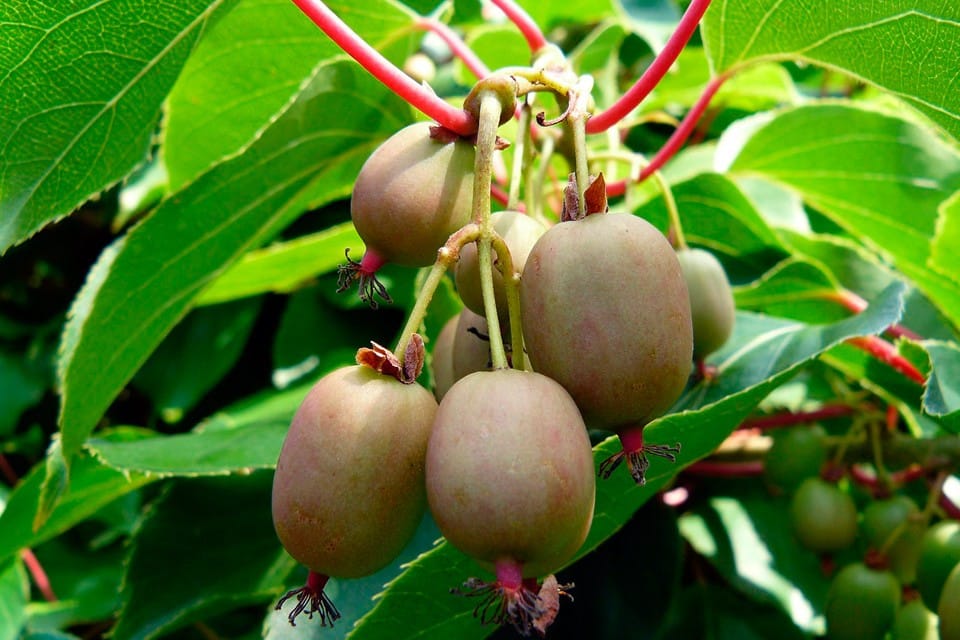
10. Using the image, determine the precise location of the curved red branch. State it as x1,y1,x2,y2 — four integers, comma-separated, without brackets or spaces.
846,336,926,385
739,404,856,431
416,18,490,80
606,72,729,197
489,0,547,52
291,0,477,135
586,0,714,134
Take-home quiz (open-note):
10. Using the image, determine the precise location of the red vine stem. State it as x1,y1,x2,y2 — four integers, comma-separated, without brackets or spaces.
738,403,856,430
846,336,926,385
416,18,490,80
828,290,922,341
586,0,714,134
606,72,730,197
22,549,57,601
290,0,477,135
489,0,547,52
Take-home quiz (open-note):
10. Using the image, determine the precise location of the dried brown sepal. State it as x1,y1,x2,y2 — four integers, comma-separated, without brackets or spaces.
429,124,462,144
561,173,580,222
583,173,607,215
452,577,544,637
356,337,425,384
403,333,425,382
531,575,574,637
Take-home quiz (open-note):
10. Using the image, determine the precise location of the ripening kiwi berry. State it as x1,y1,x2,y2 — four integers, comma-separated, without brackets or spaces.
825,562,901,640
789,477,858,553
763,424,827,494
271,363,437,626
455,211,546,320
520,210,692,484
938,561,960,640
426,369,595,635
916,521,960,609
891,598,938,640
675,247,735,366
341,122,475,305
862,495,925,584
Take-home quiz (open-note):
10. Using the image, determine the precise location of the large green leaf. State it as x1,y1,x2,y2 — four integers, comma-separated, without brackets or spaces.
163,0,418,188
87,422,287,477
196,223,362,306
0,0,227,254
111,473,289,639
56,58,411,468
932,190,960,280
0,558,28,640
0,434,152,565
348,283,904,639
701,1,960,140
733,258,849,324
923,340,960,432
727,103,960,329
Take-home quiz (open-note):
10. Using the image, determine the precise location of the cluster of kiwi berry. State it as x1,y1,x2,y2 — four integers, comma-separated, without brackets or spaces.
270,65,736,635
764,424,960,639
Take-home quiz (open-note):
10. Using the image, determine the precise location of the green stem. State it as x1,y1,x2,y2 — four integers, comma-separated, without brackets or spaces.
507,103,531,211
472,92,509,370
395,224,481,361
532,133,555,222
570,113,590,216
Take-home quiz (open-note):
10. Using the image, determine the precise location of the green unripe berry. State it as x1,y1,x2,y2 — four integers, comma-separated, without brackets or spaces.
789,477,857,552
825,562,901,640
676,247,735,360
916,521,960,608
938,561,960,640
763,424,827,493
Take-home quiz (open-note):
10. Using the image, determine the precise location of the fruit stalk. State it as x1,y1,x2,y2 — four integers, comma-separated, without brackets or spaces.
507,104,531,210
472,91,510,370
394,224,481,361
290,0,477,135
585,0,714,134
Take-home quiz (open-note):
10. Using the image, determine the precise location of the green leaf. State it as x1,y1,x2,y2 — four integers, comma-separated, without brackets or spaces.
348,283,905,639
132,298,262,423
727,103,960,329
112,473,289,640
635,172,787,266
87,422,287,477
0,350,45,438
56,58,412,466
733,258,850,324
0,0,229,254
932,190,960,280
196,223,363,306
0,558,28,640
658,583,805,639
0,433,152,565
701,1,960,140
163,0,418,188
923,340,960,432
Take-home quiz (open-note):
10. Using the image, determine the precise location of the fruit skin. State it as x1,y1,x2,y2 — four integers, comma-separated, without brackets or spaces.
431,314,458,401
520,212,693,429
763,424,827,494
938,561,960,640
789,477,857,552
452,308,495,381
351,122,474,266
272,365,437,578
825,562,901,640
916,521,960,608
426,369,595,578
675,248,735,360
862,495,925,584
455,211,546,319
891,599,938,640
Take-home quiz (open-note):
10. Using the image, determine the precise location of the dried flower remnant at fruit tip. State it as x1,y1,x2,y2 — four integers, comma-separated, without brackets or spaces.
337,248,392,308
599,427,681,485
453,572,573,637
275,571,341,627
560,173,606,221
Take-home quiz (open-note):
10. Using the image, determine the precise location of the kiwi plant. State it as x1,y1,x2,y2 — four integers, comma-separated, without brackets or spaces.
260,0,960,637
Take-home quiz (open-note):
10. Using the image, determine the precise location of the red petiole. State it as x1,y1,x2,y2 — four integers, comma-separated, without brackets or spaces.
489,0,547,52
416,18,490,80
586,0,714,134
290,0,477,135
